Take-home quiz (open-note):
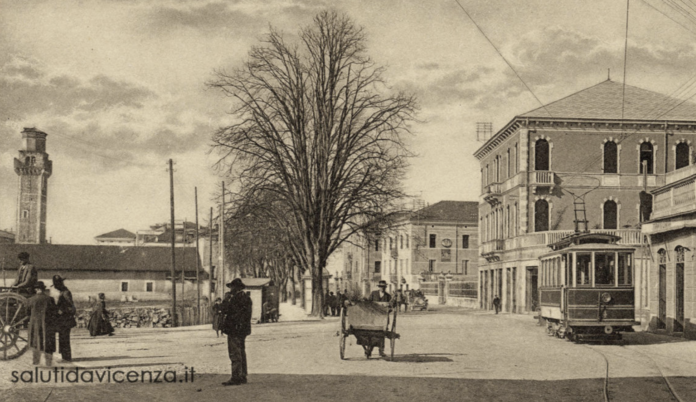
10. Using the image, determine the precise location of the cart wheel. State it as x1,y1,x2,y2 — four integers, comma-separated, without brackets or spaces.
390,337,396,361
339,307,346,360
0,293,29,360
339,333,346,360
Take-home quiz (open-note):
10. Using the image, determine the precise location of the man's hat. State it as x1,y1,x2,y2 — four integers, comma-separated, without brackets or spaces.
377,280,387,288
34,281,46,291
52,275,65,286
17,252,29,260
226,278,245,290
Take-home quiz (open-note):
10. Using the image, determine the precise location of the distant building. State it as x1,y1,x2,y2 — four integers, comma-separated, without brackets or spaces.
0,244,207,302
14,128,52,244
0,230,15,244
95,229,136,246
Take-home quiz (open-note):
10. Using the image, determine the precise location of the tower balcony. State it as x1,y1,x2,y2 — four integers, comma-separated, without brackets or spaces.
530,171,555,194
480,239,505,262
483,182,502,205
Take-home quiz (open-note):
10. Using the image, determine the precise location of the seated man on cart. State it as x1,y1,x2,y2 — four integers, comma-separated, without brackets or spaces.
12,252,37,298
366,280,392,357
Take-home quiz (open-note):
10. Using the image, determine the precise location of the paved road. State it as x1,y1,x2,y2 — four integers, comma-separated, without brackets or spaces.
1,306,695,401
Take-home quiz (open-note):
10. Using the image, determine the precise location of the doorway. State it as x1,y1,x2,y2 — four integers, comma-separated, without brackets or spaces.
526,267,538,312
675,248,685,332
659,264,667,329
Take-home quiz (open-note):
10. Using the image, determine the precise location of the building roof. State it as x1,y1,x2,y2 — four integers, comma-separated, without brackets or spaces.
408,201,478,223
520,79,696,121
95,229,136,240
0,244,204,275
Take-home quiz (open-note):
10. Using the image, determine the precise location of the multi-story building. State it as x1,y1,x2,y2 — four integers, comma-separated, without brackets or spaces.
642,163,696,339
379,201,479,293
474,79,696,317
95,229,136,246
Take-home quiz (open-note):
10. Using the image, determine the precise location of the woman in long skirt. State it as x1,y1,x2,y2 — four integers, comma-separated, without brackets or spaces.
87,293,114,337
211,297,223,337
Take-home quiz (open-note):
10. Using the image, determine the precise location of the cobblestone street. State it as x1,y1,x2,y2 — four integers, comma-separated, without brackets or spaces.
2,306,696,401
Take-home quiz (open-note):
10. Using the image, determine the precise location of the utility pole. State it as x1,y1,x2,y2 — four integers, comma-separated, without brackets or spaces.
209,207,214,301
169,159,177,327
220,181,226,298
195,187,201,324
182,219,187,326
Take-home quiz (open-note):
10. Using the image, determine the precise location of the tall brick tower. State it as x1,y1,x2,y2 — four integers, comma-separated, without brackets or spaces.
14,128,52,244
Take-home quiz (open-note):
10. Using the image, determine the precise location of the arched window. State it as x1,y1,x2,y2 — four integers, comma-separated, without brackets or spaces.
640,142,654,174
604,141,618,173
676,142,690,170
603,200,618,229
534,200,549,232
535,139,549,171
24,156,30,165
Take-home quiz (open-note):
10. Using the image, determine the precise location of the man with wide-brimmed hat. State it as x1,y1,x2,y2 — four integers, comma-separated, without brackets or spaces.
12,252,37,298
50,275,76,362
220,278,252,386
368,280,392,357
27,281,57,366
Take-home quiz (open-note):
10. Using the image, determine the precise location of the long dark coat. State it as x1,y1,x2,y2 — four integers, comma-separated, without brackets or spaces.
27,293,56,351
220,290,252,337
54,288,77,330
211,301,223,332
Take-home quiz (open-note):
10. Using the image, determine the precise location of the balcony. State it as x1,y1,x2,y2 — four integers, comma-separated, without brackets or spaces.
651,174,696,221
529,171,555,194
483,182,502,205
480,229,643,257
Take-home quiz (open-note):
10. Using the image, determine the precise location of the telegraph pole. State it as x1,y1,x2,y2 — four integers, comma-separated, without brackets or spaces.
181,218,187,326
195,187,201,324
209,207,214,301
220,181,226,298
169,159,177,327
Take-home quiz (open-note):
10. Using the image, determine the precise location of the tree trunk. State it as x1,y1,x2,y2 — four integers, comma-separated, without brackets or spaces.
311,271,324,318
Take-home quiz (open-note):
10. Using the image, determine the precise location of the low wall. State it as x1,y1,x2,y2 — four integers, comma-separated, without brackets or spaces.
76,305,212,329
445,297,478,309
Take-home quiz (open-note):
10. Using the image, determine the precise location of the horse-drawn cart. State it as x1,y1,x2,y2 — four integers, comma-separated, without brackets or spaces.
0,287,30,360
338,301,399,360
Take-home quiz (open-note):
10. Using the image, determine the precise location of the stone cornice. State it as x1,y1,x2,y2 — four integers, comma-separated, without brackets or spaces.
474,116,696,160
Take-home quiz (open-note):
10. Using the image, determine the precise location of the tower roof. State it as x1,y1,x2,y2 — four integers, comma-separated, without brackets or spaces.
520,79,696,121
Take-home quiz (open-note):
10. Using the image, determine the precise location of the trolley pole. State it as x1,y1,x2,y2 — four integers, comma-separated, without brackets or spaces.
181,219,186,326
220,181,226,298
195,187,201,324
169,159,177,327
209,207,214,301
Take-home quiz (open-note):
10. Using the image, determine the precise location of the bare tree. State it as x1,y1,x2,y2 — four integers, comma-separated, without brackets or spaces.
209,11,416,317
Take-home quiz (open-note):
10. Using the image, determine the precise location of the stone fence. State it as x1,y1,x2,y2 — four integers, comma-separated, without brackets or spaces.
421,274,478,309
76,305,213,329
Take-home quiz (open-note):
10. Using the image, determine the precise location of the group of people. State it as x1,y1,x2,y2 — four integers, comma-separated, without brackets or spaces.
323,289,348,316
15,252,77,366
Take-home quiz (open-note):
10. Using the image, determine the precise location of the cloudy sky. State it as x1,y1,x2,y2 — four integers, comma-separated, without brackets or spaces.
1,0,694,244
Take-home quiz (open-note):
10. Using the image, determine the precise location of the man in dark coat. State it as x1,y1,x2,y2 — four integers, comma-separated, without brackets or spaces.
493,295,501,314
12,252,37,298
51,275,76,362
220,278,252,386
27,282,57,366
211,297,223,337
368,280,392,357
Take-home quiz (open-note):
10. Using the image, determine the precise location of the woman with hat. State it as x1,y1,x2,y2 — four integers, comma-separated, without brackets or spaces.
51,275,76,362
87,293,115,337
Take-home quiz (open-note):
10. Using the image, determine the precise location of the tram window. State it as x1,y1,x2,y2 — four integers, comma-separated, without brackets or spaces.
595,252,616,286
618,253,632,285
576,253,591,286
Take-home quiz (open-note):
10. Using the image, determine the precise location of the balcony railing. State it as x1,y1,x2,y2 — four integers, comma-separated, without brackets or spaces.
666,163,696,185
481,229,642,255
483,182,502,205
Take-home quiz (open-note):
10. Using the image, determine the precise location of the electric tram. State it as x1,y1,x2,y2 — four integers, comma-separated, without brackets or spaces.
538,232,639,342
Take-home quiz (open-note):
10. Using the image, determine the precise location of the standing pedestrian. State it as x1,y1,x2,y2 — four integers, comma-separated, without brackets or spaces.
220,278,252,386
493,295,501,314
12,252,38,298
323,290,331,316
211,297,223,337
27,282,57,366
87,293,114,337
51,275,76,362
328,292,336,316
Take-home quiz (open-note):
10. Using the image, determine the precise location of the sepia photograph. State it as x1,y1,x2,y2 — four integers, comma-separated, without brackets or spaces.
1,0,696,401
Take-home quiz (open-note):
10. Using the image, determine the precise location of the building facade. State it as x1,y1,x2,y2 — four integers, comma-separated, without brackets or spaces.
95,229,137,246
380,201,479,293
474,80,696,316
642,163,696,339
14,128,52,244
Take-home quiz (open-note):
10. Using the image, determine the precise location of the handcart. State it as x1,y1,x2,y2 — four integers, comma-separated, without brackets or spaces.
0,287,30,360
338,301,399,361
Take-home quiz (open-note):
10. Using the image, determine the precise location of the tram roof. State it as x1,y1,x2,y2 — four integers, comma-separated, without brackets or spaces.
540,243,635,259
